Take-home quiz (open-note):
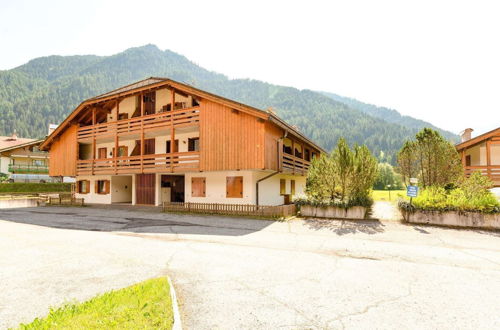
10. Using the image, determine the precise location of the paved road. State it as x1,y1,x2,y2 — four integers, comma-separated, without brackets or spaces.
0,206,499,329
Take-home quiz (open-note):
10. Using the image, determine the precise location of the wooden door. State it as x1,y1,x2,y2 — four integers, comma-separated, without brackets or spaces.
136,174,156,205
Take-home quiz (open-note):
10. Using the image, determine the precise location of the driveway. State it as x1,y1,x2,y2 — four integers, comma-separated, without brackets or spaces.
0,206,499,329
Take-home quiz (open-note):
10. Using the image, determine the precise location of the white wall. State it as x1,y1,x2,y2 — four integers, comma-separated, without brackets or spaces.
75,175,112,204
108,95,137,121
257,173,306,206
0,156,9,174
111,176,132,203
154,131,199,154
185,170,306,206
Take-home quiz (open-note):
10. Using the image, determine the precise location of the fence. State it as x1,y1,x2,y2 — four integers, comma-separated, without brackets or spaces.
47,196,84,206
163,202,296,218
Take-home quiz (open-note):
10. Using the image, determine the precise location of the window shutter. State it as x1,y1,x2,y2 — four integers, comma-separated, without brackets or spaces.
226,176,243,198
95,181,99,194
105,180,110,194
291,180,296,195
85,180,90,194
191,177,206,197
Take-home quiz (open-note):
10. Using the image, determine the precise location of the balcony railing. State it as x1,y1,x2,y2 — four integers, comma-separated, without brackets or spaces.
464,165,500,185
76,151,200,175
8,164,49,174
77,106,200,141
281,153,310,175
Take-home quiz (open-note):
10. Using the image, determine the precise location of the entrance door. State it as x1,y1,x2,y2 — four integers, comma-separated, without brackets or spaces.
161,175,185,202
136,174,156,205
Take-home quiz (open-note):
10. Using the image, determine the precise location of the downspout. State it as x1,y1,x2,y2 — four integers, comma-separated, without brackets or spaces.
255,130,288,206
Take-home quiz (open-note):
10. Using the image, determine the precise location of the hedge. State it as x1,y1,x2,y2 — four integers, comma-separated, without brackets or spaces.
0,183,72,193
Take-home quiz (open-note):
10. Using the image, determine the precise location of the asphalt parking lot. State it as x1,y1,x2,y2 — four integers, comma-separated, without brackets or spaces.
1,206,499,329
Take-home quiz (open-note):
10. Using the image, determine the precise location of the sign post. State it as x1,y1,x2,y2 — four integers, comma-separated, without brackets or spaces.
407,178,419,205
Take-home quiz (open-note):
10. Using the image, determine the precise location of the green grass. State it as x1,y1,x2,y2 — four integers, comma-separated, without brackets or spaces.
0,183,71,193
372,190,407,202
17,277,174,330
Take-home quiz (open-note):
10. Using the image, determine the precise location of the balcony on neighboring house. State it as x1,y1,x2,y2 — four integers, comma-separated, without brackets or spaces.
8,164,49,174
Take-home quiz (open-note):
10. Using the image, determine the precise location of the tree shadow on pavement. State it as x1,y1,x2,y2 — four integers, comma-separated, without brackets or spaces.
303,218,385,235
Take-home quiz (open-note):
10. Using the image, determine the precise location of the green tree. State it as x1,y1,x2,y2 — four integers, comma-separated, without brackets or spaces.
396,128,462,187
374,163,403,190
331,138,353,200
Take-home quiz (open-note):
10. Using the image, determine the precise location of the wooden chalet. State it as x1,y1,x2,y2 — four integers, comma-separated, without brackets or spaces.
40,77,324,206
456,127,500,187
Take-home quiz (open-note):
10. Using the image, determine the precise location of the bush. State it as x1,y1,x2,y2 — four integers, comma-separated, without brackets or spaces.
302,138,377,208
0,182,72,193
398,172,500,214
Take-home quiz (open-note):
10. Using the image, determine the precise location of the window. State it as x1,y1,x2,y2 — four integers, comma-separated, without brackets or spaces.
95,180,110,194
166,140,179,153
118,113,129,120
98,147,107,159
32,159,44,166
311,152,317,160
77,180,90,194
226,176,243,198
304,148,311,161
188,137,200,152
291,180,296,195
294,144,302,158
283,138,293,155
280,179,286,195
191,177,206,197
144,138,155,155
465,155,471,167
114,146,128,157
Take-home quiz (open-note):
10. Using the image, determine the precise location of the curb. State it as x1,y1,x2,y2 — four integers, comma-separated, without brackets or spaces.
167,276,182,330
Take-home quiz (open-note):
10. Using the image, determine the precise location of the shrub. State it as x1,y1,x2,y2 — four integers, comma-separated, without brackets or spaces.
302,138,377,208
398,172,500,213
0,182,72,193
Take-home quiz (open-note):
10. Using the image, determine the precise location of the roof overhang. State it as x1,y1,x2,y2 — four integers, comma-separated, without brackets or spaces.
455,127,500,150
40,77,324,153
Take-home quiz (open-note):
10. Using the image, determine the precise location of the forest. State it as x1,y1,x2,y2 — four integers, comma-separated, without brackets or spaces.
0,44,458,164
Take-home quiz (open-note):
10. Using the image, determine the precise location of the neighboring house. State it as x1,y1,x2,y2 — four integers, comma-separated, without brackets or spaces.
0,134,52,183
40,77,324,206
456,127,500,187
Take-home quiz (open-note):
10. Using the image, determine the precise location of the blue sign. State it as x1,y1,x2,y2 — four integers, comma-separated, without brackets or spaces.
407,185,418,197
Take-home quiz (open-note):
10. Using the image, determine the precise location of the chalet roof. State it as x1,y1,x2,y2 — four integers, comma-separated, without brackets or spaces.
0,135,36,151
456,127,500,150
40,77,326,153
0,139,44,153
90,77,166,100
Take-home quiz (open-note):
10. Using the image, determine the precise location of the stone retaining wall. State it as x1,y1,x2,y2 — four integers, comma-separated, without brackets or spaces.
300,205,367,219
402,210,500,230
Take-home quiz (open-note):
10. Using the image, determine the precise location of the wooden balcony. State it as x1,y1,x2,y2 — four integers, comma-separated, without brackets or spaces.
76,151,200,175
77,106,200,141
281,153,310,175
464,165,500,186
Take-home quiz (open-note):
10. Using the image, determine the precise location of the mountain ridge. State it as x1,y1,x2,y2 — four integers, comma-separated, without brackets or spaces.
0,44,457,163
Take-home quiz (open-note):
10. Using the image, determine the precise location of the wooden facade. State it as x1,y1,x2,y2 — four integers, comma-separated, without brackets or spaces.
40,77,324,178
456,127,500,187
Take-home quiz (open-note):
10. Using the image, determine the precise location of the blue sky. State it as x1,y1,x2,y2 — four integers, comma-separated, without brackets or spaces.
1,0,499,135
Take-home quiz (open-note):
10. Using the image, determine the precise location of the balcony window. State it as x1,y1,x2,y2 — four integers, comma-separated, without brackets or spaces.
294,144,303,158
283,138,293,155
166,140,179,153
304,148,311,161
188,138,200,152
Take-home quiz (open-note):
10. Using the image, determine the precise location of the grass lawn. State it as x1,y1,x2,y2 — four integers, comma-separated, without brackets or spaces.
372,189,407,202
18,277,174,330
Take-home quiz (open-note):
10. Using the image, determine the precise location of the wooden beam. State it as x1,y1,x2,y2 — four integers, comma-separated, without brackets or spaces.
92,108,96,125
486,140,491,177
170,88,175,173
140,93,144,117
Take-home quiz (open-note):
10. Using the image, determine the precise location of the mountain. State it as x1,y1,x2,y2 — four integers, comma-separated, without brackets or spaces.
0,44,457,163
320,91,457,141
